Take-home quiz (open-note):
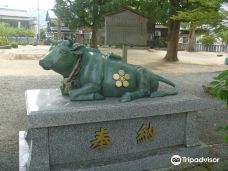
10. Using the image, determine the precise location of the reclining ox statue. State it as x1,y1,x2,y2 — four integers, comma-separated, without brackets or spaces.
39,40,178,102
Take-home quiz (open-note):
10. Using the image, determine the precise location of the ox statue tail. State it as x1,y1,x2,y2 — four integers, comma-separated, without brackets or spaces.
150,75,178,97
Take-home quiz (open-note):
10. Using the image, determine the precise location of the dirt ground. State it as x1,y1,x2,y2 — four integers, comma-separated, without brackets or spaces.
0,45,227,76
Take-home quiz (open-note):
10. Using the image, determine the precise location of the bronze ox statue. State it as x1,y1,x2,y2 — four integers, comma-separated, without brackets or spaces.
39,40,177,102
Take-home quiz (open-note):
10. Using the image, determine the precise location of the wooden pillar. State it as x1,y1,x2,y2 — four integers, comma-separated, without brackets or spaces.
122,44,128,62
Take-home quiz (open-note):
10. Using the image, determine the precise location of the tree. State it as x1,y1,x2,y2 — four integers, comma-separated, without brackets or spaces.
55,0,226,60
54,0,121,48
113,0,182,61
0,23,11,39
53,18,62,40
171,0,225,52
164,0,227,60
219,30,228,44
215,23,228,44
40,28,46,39
0,23,35,38
200,34,216,46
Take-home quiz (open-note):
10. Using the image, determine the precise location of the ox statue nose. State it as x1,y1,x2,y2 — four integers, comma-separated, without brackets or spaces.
39,59,51,70
39,59,44,67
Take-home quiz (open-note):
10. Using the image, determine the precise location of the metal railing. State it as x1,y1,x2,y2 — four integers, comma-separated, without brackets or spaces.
179,43,228,52
8,37,37,43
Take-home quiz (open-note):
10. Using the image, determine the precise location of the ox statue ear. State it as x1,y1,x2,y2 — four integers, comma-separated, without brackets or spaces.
64,38,73,47
72,51,83,55
71,43,85,55
71,44,84,51
68,39,73,47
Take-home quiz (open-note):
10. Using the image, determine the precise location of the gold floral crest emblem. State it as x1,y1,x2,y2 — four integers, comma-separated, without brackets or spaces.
113,70,130,88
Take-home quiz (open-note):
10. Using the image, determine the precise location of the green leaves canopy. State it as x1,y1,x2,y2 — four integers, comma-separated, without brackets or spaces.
0,23,35,37
200,35,216,46
210,70,228,108
54,0,121,30
170,0,226,28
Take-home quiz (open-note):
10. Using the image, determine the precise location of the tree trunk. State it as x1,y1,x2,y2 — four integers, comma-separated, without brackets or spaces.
91,27,97,48
163,20,180,62
57,19,61,40
187,27,196,52
57,27,61,40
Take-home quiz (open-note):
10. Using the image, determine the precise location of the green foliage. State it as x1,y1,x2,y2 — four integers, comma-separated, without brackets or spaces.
54,0,226,58
154,37,167,48
55,0,122,47
10,42,18,48
216,125,228,143
19,42,29,46
117,0,169,24
32,42,38,46
0,36,8,46
0,23,35,37
54,0,169,47
217,31,228,44
210,70,228,108
216,125,228,131
0,23,11,37
200,35,216,46
225,134,228,143
107,0,172,25
213,21,228,44
210,70,228,143
170,0,225,27
170,0,225,52
55,0,120,30
40,28,46,40
14,27,35,37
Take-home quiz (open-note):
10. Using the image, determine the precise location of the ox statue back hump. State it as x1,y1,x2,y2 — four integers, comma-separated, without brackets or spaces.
39,40,178,102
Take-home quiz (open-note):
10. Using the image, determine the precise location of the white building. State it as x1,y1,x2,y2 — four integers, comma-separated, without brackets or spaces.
0,7,36,29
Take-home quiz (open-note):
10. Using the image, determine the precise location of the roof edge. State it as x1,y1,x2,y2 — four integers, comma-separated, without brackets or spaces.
104,6,148,19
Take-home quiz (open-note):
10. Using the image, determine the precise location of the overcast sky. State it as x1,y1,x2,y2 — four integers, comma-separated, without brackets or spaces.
0,0,55,10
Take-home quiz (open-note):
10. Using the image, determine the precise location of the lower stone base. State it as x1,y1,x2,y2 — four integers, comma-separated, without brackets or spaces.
19,131,29,171
19,131,209,171
20,90,208,171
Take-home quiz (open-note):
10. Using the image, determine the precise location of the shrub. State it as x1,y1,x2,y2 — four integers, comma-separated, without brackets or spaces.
154,37,167,48
216,126,228,143
210,70,228,109
32,42,38,46
200,35,216,46
208,70,228,143
11,42,18,48
0,36,8,46
217,31,228,44
19,42,29,46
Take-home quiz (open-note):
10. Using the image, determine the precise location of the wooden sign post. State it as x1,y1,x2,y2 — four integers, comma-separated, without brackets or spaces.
122,44,128,61
105,8,148,62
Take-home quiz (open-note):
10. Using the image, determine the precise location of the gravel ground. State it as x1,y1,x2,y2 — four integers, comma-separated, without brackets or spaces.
0,72,227,171
0,75,60,170
0,46,227,170
0,46,227,76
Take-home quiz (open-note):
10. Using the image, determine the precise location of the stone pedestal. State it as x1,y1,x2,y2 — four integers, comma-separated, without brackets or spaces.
19,89,208,171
